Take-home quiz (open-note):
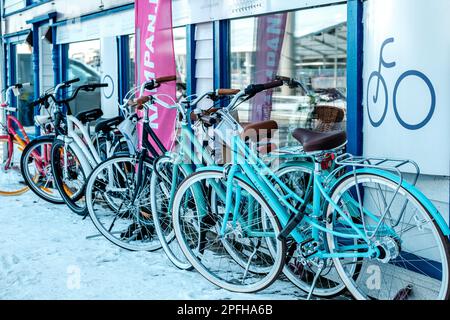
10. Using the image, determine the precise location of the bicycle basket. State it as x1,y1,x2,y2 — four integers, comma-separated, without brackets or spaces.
118,114,138,155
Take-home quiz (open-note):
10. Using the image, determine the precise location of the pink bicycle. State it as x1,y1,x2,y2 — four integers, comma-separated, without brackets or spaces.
0,83,55,197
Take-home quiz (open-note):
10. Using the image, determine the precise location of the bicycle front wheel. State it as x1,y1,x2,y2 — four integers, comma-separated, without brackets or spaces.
20,136,64,204
0,137,28,196
85,155,161,251
172,170,286,293
326,173,450,300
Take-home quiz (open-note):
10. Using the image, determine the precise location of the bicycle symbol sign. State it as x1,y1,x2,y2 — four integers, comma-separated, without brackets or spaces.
366,37,436,130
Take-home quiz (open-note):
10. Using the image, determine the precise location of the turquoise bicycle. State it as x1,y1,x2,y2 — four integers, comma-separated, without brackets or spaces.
170,79,450,300
148,83,346,296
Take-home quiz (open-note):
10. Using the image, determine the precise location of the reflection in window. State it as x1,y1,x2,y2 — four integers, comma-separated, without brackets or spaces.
15,43,34,127
128,35,136,92
230,4,347,146
67,39,101,115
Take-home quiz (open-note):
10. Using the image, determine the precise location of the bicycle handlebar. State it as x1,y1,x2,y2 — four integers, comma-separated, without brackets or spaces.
244,80,283,96
142,75,177,91
276,75,310,94
216,89,240,96
28,83,107,108
81,83,109,91
63,78,80,86
156,75,177,83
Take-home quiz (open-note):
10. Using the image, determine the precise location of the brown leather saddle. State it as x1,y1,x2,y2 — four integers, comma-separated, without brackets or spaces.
292,128,347,152
242,121,346,153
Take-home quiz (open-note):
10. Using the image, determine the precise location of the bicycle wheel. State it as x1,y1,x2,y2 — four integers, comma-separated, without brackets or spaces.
20,136,64,204
51,139,88,215
210,183,284,277
326,173,450,300
0,137,28,196
275,163,349,297
172,169,286,293
85,155,161,251
150,157,192,269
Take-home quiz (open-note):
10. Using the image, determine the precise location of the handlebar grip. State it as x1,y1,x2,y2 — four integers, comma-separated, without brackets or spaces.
14,82,31,89
87,83,109,88
244,80,283,95
28,98,43,108
263,79,284,90
217,89,240,96
136,96,150,109
155,75,177,83
64,78,80,86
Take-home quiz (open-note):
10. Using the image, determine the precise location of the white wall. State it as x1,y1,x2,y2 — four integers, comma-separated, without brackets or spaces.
4,0,133,34
4,0,24,15
194,22,213,110
362,0,449,225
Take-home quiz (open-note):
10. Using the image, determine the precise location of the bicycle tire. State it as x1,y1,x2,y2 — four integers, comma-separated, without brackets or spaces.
20,135,64,204
51,138,88,215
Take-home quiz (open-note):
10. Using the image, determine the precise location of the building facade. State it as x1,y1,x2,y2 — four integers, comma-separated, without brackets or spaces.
0,0,448,227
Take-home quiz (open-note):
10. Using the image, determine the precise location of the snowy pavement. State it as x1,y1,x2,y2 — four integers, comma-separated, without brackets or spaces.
0,191,309,300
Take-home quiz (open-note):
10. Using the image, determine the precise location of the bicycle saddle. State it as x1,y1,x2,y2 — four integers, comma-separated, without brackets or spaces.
76,108,104,124
292,128,347,152
95,116,125,134
242,120,278,142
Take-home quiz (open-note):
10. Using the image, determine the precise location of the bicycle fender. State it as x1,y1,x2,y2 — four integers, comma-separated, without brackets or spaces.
336,168,450,236
26,134,56,143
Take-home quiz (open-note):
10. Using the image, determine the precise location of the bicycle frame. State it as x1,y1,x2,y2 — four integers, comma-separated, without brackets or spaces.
175,88,385,260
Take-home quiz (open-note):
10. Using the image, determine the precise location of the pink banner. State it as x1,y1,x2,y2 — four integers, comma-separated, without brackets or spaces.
251,13,287,122
135,0,177,151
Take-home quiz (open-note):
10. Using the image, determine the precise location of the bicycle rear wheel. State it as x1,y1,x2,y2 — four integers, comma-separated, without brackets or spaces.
20,136,64,204
0,137,28,196
172,170,286,293
274,163,351,297
151,157,192,269
326,173,450,300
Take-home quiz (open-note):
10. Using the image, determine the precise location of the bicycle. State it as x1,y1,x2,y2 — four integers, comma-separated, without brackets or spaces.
0,82,37,196
367,37,436,130
141,78,351,297
19,78,82,204
170,79,450,299
84,76,180,251
21,79,130,205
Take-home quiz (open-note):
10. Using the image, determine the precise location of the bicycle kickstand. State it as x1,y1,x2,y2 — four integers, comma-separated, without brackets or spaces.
306,262,324,300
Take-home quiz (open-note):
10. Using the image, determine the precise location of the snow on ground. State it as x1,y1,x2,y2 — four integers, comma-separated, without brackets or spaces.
0,191,309,300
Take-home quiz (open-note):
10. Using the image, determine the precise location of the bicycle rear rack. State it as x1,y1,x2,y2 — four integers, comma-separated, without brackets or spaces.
332,153,421,239
334,153,420,187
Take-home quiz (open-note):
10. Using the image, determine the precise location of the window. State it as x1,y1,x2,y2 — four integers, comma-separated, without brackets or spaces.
124,28,186,100
15,42,35,127
230,4,347,146
127,35,136,93
67,39,101,115
26,0,46,6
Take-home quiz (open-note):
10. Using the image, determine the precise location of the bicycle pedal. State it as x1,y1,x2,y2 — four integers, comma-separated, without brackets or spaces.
299,238,320,258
